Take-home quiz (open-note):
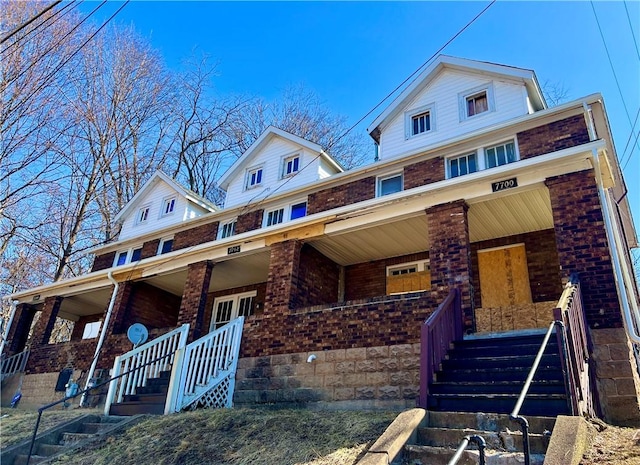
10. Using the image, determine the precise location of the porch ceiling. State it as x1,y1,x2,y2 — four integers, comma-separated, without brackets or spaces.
309,185,554,266
58,287,114,320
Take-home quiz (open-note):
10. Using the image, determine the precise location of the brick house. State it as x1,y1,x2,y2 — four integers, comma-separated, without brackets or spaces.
3,56,639,424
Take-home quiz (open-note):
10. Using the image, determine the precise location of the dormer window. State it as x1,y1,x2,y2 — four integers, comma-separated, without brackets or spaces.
405,103,435,139
246,166,263,189
162,197,176,216
283,155,300,177
459,83,494,121
137,206,150,224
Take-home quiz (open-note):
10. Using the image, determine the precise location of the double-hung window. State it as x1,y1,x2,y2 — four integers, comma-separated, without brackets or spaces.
162,197,176,216
459,84,494,121
405,104,435,139
283,155,300,177
448,153,478,178
446,139,518,179
137,206,150,224
158,238,173,255
246,166,263,189
485,141,516,169
114,246,143,266
377,173,403,197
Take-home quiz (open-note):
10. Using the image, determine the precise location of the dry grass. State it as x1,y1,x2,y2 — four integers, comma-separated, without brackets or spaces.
580,421,640,465
0,408,87,449
41,408,396,465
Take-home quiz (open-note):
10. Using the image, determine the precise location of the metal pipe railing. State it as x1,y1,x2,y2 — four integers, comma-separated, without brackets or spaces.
447,434,486,465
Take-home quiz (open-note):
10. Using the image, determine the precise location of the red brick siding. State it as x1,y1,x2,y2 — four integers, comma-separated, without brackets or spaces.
70,314,103,341
91,251,116,272
518,115,590,160
426,201,473,331
31,296,63,347
125,282,181,330
265,240,302,312
295,245,340,308
26,339,97,374
141,239,161,259
5,304,36,355
236,210,264,234
178,261,214,341
307,177,375,215
240,292,438,357
344,252,431,301
205,283,268,331
105,281,134,335
545,170,620,328
471,229,563,308
404,157,445,189
173,222,219,251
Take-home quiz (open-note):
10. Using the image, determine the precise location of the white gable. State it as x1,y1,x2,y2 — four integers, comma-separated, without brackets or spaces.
220,127,343,209
117,172,216,241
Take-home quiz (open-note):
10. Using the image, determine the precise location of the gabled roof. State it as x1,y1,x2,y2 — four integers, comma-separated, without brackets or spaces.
114,170,217,223
218,126,344,190
367,55,547,142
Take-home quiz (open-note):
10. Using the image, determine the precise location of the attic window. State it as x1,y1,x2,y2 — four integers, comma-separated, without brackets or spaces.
246,167,263,189
163,197,176,216
459,84,494,121
466,92,488,117
405,103,435,139
137,206,150,224
283,155,300,177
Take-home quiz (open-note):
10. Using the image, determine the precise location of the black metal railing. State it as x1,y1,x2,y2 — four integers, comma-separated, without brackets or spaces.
25,351,176,465
447,434,486,465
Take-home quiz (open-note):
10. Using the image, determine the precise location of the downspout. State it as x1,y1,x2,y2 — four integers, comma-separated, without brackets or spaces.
0,297,19,356
80,271,119,407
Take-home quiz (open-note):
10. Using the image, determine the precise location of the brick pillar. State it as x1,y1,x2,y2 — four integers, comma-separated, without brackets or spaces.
178,260,214,341
5,303,36,355
546,169,640,426
30,296,63,347
426,200,473,332
545,169,620,328
264,240,303,314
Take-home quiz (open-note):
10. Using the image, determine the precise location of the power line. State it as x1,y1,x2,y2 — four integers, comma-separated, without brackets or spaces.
0,0,62,45
241,0,497,216
1,0,82,56
620,107,640,170
623,0,640,62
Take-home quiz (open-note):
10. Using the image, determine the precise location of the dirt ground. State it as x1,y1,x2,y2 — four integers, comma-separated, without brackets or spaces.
580,421,640,465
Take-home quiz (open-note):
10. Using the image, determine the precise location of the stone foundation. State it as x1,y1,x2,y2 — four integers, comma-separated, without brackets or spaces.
234,343,421,410
591,327,640,426
3,371,83,410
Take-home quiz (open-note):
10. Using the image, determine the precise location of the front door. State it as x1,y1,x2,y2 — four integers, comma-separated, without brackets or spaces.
210,291,256,330
477,243,532,308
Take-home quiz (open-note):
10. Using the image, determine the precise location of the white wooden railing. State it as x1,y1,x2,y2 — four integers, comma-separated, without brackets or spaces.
165,317,244,413
0,349,30,382
104,324,189,415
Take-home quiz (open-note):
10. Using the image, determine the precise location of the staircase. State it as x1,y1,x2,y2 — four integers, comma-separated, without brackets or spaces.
402,411,555,465
427,331,570,417
3,414,136,465
109,369,171,416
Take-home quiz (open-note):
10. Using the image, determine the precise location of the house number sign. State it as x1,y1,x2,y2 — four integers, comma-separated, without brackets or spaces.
491,177,518,192
227,245,241,255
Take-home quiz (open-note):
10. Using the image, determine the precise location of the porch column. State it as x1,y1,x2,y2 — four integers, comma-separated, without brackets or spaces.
264,239,303,314
178,260,214,341
30,296,63,347
103,281,134,336
4,303,36,355
426,200,474,332
546,169,640,426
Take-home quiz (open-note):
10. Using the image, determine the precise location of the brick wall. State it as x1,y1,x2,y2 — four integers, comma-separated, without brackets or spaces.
471,229,563,308
70,314,103,341
295,245,340,308
31,296,63,347
5,303,36,355
205,283,267,331
545,169,620,328
125,282,181,330
173,222,219,251
518,114,590,160
178,260,214,341
264,240,302,313
241,291,437,358
27,339,97,374
234,343,421,409
307,177,375,215
426,201,473,331
344,252,431,301
236,210,264,234
141,239,161,259
91,251,116,272
403,157,445,189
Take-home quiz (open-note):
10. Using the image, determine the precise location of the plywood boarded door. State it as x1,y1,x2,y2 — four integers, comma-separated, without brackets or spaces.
477,244,532,308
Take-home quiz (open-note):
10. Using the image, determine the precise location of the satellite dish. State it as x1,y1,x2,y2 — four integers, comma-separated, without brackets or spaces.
127,323,149,347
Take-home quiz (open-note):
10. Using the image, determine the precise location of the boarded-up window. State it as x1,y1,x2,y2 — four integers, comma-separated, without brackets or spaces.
477,243,532,308
386,261,430,294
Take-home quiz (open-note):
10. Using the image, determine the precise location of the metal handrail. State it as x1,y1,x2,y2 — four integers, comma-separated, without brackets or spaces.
509,320,564,465
25,351,176,465
447,434,486,465
419,288,462,408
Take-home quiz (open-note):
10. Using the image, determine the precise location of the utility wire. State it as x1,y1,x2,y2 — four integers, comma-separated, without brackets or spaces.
623,0,640,62
1,0,82,56
0,0,62,44
5,1,106,89
240,0,497,216
620,107,640,170
5,1,129,122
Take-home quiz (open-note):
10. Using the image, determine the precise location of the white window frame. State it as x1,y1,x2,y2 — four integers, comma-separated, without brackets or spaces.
459,83,495,121
113,246,143,267
447,152,479,179
282,153,301,178
82,320,102,339
376,172,404,197
445,138,519,179
162,196,177,217
157,237,174,255
386,260,430,277
245,165,264,190
210,291,257,331
137,205,151,224
218,219,237,239
405,103,435,139
263,199,308,227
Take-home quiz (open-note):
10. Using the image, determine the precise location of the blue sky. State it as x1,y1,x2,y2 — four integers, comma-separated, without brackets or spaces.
84,1,639,251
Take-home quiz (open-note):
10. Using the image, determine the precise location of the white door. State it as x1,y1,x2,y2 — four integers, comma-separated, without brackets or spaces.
210,291,256,330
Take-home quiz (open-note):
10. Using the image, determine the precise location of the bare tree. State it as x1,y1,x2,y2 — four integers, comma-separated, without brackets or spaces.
541,79,570,107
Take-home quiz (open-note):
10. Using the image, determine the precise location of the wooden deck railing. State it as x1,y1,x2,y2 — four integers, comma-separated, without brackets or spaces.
553,274,598,418
418,288,462,409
